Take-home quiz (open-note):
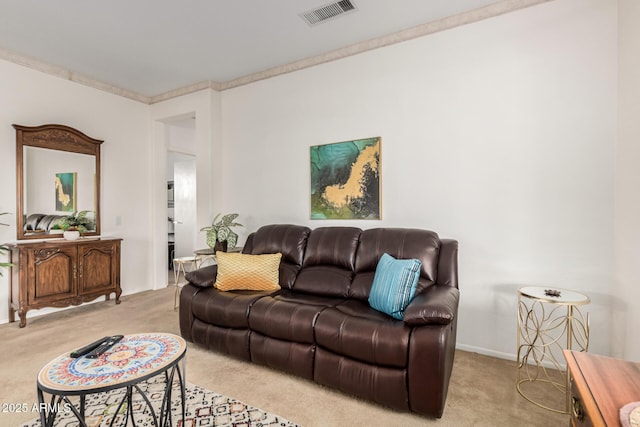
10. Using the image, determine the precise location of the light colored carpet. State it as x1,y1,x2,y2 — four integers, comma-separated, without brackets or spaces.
0,286,568,426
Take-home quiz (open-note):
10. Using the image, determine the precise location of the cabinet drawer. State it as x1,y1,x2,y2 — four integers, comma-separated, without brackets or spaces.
570,381,592,427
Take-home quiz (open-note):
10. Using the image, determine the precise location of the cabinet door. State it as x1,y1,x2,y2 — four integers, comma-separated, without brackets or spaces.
28,246,77,305
78,241,117,295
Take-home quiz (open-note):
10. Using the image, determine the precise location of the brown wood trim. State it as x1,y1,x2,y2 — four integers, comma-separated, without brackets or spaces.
13,124,102,155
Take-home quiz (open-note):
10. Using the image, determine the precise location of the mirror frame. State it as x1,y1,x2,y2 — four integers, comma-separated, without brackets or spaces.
14,124,102,240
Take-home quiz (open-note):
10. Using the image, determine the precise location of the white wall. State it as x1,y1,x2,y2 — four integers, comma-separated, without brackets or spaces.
220,0,618,358
0,58,151,324
614,0,640,361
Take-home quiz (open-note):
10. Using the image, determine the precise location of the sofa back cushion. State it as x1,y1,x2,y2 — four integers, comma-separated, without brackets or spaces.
244,224,311,289
293,227,361,297
351,228,440,300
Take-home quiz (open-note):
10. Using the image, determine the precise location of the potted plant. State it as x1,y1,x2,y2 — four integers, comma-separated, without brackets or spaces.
0,212,13,276
200,213,242,252
59,211,94,240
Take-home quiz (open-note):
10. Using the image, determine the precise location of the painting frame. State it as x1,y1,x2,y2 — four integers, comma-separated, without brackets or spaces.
55,172,77,212
310,137,381,220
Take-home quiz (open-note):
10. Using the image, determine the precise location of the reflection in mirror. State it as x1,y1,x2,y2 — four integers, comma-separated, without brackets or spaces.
23,147,97,235
14,124,102,240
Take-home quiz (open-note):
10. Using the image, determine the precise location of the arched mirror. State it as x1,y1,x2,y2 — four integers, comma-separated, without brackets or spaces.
14,124,102,240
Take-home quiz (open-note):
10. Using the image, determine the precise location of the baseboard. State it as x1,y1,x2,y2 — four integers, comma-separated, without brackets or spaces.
456,343,517,362
456,343,567,370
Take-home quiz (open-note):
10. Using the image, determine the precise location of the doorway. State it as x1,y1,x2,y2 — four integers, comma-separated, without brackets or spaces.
164,117,197,284
167,153,196,261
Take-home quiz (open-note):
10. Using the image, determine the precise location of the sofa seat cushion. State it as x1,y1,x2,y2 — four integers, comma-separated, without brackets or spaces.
191,286,273,328
293,265,353,298
248,290,344,344
271,289,346,306
314,299,411,368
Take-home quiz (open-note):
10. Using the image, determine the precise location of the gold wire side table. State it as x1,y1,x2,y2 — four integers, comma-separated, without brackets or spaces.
516,286,590,414
172,256,197,310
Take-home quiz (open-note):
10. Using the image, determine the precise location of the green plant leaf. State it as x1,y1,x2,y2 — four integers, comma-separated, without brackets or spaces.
217,227,230,242
205,229,218,249
220,213,238,225
0,214,12,275
0,212,9,227
0,243,12,276
227,232,238,249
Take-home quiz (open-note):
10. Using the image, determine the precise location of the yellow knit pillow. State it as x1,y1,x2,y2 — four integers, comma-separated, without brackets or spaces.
214,252,282,291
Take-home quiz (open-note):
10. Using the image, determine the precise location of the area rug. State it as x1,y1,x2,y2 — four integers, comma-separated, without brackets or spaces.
20,375,299,427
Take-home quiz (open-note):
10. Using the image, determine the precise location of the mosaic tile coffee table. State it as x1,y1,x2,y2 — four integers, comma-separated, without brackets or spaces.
37,332,187,427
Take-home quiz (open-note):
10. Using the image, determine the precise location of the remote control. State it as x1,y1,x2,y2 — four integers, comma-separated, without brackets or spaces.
70,336,112,358
85,335,124,359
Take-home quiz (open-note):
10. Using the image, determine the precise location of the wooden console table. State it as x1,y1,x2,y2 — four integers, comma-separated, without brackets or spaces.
564,350,640,426
7,237,122,327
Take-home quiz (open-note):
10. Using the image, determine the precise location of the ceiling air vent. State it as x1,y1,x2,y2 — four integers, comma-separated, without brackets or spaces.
300,0,357,26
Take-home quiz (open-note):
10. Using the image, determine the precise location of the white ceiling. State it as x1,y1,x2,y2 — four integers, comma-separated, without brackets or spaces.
0,0,541,100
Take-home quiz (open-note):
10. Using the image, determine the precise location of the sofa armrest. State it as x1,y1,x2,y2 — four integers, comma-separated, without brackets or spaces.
403,285,459,326
185,265,217,288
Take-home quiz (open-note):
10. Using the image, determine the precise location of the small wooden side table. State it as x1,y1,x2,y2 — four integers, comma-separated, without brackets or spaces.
564,350,640,426
517,286,590,413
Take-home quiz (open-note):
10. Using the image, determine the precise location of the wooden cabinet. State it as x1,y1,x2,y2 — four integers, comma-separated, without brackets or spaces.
7,237,122,327
564,350,640,427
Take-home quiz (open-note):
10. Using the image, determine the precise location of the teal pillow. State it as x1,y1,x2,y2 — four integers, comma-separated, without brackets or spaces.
368,253,422,320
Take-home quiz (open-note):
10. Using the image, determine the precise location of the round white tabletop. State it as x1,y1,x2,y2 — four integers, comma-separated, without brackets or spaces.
518,286,590,306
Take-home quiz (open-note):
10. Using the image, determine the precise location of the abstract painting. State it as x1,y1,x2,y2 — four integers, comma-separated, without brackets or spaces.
55,172,76,212
310,137,381,219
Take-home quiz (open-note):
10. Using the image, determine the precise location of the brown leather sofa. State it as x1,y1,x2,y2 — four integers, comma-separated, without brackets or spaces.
179,224,459,418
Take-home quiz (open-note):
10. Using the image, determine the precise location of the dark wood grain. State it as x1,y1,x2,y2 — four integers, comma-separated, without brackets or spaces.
79,242,116,294
7,238,122,327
